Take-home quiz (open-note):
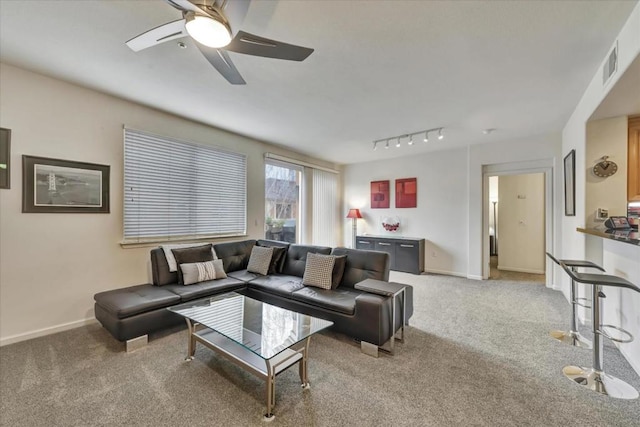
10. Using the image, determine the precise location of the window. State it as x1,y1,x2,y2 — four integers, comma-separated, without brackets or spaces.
265,160,302,243
123,128,247,243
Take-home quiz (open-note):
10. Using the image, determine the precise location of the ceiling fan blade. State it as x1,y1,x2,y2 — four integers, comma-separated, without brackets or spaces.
225,31,313,61
126,19,188,52
196,44,246,85
164,0,209,15
219,0,251,35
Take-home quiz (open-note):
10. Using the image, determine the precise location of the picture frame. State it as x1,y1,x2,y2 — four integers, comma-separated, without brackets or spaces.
395,177,417,208
370,180,390,209
563,149,575,216
0,128,10,189
22,155,110,213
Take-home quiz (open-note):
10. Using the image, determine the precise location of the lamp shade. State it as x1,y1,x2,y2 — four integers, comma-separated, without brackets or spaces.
346,209,363,219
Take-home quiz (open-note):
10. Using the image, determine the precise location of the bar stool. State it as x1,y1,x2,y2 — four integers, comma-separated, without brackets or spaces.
559,262,639,399
546,252,604,348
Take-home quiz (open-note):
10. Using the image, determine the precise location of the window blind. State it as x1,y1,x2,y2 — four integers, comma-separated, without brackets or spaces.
311,169,338,247
123,128,247,242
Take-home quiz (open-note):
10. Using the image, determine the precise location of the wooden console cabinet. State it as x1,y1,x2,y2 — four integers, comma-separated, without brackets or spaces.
629,116,640,201
356,235,425,274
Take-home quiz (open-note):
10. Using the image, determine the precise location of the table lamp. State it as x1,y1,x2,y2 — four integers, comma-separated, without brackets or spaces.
346,208,363,248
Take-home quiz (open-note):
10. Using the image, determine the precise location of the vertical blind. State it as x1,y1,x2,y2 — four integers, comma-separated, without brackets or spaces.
311,169,338,247
123,128,247,242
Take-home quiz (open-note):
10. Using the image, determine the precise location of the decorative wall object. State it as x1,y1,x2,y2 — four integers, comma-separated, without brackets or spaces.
22,155,110,213
381,216,400,232
564,149,575,216
370,180,390,208
395,177,417,208
0,128,10,189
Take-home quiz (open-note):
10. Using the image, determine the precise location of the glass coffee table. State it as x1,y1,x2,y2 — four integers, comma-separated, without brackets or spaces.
168,292,333,421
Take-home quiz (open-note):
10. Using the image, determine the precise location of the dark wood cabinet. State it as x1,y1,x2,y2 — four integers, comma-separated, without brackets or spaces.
356,235,425,274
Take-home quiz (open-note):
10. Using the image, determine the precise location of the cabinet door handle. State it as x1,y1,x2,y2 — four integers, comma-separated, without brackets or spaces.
400,244,414,248
358,241,371,244
378,242,391,246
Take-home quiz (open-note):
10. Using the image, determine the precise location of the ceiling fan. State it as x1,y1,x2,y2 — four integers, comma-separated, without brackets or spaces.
126,0,314,85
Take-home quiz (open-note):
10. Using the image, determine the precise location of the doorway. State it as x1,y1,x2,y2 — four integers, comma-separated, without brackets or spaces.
482,160,554,287
488,174,545,283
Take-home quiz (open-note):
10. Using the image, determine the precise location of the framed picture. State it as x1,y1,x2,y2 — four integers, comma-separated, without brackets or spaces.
396,177,417,208
22,155,110,213
371,180,390,208
0,128,10,189
564,149,575,216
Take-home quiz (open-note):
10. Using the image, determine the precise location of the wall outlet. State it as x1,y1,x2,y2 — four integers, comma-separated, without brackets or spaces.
431,251,437,258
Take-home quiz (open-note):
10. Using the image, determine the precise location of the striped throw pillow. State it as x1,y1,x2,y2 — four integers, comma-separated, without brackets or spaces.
180,259,227,285
302,253,336,290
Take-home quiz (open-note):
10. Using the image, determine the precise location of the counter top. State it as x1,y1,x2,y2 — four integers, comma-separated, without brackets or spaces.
577,227,640,246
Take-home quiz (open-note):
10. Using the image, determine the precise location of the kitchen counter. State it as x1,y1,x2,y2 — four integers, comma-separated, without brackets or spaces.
577,227,640,246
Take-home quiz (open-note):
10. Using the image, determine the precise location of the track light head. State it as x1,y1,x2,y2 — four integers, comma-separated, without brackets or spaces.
424,132,429,143
408,135,414,145
385,140,389,149
437,128,444,140
373,141,378,151
395,137,401,148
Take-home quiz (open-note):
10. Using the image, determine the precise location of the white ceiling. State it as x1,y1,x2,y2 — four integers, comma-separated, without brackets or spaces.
0,0,637,165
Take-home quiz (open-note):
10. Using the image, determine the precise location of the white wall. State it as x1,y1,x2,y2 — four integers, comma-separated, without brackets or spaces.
343,134,560,278
560,2,640,375
497,173,545,274
585,116,629,226
0,63,337,344
343,147,469,277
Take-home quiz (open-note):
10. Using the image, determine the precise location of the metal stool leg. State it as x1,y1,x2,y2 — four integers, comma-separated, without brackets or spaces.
562,285,639,399
550,270,592,348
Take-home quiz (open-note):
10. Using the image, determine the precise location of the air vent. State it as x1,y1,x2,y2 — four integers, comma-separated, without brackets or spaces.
602,42,618,85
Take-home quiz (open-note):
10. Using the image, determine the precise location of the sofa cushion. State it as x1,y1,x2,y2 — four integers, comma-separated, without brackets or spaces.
172,244,215,285
180,259,227,285
161,277,245,302
290,287,359,315
94,284,181,319
227,268,260,282
247,246,274,275
214,240,256,273
302,253,335,290
281,244,332,277
330,247,390,288
248,274,304,297
151,248,177,286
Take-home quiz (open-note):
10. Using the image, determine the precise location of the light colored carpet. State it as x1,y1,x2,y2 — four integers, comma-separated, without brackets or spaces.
1,272,639,426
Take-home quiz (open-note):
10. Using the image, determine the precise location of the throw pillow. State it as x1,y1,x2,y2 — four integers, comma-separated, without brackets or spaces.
172,244,215,285
302,253,336,290
331,255,347,289
247,246,274,276
180,259,227,285
162,243,217,272
267,246,287,274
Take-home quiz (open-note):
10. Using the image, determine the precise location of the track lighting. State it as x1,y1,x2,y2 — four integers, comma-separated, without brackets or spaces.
373,127,445,151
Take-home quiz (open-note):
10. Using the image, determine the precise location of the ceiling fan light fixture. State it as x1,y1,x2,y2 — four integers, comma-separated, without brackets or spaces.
185,14,232,48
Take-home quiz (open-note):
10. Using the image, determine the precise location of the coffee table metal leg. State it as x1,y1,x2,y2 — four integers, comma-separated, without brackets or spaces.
264,360,275,421
300,337,311,389
185,319,196,361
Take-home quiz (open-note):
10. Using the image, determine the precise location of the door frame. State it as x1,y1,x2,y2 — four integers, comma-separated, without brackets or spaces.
482,159,554,287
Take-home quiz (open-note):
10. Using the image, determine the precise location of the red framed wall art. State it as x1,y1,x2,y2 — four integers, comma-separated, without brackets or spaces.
395,177,417,208
370,180,390,208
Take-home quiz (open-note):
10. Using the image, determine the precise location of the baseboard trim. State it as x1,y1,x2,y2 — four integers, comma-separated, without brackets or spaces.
497,266,545,275
424,268,468,278
617,342,640,377
466,274,483,280
0,317,98,347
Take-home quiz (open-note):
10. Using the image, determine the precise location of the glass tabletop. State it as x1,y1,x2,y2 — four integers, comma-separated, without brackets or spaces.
168,292,333,360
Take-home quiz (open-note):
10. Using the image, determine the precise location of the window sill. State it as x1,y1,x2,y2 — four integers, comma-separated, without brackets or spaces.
120,234,249,249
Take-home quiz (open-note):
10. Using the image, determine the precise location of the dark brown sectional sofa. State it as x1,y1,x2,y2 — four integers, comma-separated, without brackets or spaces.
94,239,413,354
